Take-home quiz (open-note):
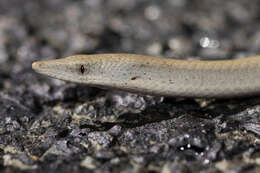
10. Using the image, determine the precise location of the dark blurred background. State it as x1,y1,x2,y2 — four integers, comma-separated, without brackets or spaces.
1,0,260,172
1,0,260,64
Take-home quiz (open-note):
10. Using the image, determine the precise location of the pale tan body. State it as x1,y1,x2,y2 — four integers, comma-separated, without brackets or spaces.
32,54,260,98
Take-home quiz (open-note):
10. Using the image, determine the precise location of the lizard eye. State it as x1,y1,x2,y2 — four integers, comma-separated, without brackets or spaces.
80,65,85,74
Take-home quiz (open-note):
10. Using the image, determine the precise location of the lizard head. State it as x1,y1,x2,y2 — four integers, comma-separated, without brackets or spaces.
32,55,102,84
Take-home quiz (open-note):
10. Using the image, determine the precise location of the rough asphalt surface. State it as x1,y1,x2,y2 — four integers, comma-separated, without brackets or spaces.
1,0,260,172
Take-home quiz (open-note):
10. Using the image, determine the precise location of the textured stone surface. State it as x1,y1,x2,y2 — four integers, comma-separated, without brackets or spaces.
0,0,260,172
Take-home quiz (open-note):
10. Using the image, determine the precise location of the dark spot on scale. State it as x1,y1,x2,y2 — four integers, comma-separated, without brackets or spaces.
131,76,140,80
80,65,85,74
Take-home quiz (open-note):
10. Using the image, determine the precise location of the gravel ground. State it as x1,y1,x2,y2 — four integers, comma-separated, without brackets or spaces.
1,0,260,172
